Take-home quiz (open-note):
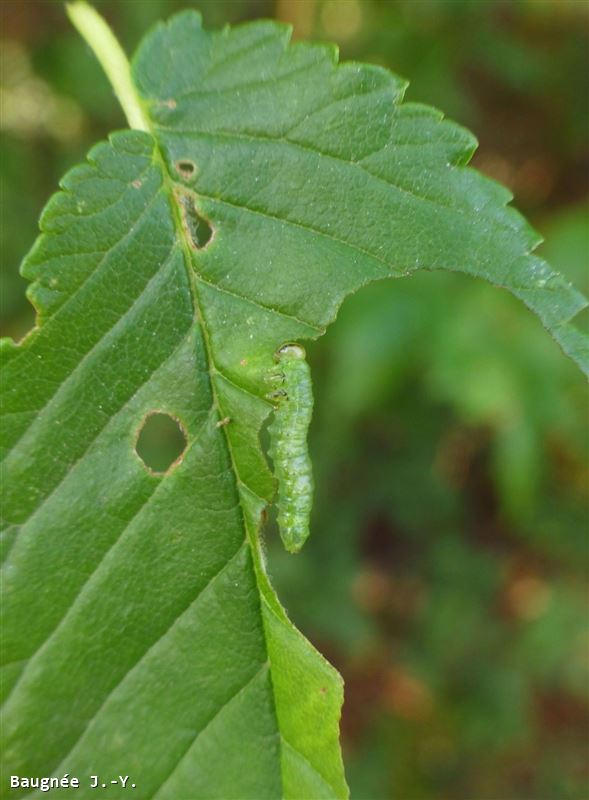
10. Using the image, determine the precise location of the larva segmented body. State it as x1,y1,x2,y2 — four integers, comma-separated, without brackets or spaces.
267,344,314,554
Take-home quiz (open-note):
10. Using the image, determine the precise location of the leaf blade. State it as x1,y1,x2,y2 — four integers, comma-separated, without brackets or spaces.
134,10,587,375
3,7,588,800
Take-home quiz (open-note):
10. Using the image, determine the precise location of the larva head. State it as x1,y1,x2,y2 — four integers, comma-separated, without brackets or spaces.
276,343,306,362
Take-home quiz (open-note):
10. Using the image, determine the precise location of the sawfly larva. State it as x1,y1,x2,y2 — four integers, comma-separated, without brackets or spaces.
267,344,314,554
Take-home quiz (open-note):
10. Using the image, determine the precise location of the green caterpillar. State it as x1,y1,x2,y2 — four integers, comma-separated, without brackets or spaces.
267,344,314,554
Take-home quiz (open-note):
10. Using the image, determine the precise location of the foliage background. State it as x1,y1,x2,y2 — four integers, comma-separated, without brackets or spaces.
1,1,587,798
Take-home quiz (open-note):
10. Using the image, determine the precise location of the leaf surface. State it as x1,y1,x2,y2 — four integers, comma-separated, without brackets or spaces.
1,10,587,800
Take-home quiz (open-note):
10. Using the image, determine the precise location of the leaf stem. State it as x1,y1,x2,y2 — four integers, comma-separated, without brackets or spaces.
66,1,149,132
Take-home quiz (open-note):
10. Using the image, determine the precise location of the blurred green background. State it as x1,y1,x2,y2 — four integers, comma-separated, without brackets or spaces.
1,1,588,798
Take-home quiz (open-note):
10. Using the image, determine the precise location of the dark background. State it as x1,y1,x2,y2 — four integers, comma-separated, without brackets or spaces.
1,1,588,798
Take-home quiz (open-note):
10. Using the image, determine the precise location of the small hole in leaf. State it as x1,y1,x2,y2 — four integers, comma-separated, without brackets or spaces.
191,211,213,248
176,189,214,249
175,160,196,180
135,412,187,474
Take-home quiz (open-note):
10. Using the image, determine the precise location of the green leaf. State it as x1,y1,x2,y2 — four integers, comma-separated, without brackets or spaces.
2,6,587,800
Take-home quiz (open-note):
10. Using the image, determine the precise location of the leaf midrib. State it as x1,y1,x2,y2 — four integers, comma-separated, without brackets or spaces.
148,125,290,795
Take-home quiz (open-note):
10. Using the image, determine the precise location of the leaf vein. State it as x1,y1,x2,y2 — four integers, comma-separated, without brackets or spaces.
41,541,251,788
0,332,199,704
173,57,320,103
195,275,323,332
3,185,166,432
2,238,177,469
280,734,339,796
156,125,469,216
151,662,268,800
202,28,287,82
196,191,394,274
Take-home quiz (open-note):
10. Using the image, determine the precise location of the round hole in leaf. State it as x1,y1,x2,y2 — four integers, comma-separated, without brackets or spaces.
135,412,187,473
175,159,196,180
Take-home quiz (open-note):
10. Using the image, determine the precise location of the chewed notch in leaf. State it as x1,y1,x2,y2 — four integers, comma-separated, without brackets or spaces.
137,9,587,376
